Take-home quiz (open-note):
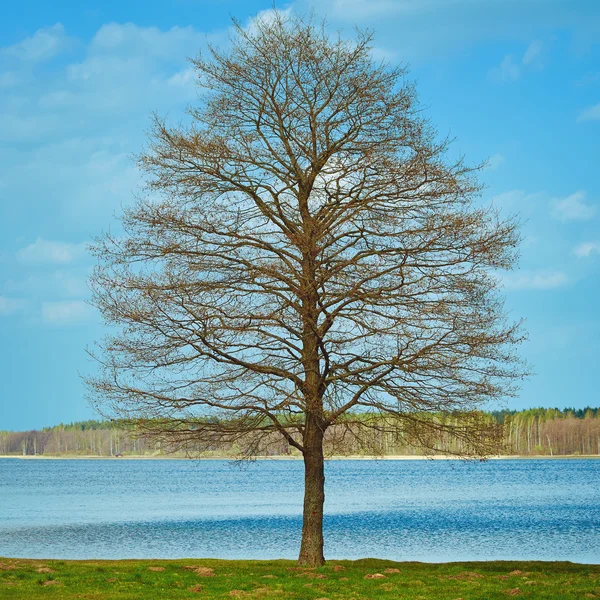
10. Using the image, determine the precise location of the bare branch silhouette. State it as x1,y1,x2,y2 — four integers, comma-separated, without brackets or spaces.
87,11,526,567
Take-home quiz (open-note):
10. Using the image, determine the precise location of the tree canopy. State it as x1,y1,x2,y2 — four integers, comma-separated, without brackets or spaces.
88,12,526,566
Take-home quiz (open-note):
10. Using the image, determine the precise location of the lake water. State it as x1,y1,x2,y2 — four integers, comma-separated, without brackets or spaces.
0,458,598,562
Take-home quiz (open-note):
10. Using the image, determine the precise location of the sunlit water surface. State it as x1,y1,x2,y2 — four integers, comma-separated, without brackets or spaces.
0,458,598,562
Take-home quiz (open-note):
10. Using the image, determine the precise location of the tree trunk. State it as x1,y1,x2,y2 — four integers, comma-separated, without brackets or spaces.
298,415,326,566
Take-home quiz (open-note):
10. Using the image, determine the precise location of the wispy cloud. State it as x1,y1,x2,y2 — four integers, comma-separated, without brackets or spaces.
299,0,598,63
522,40,542,65
0,23,210,228
577,102,600,123
486,153,505,171
0,296,26,316
167,67,196,88
489,55,520,83
16,238,87,265
0,24,71,63
489,40,543,83
502,271,569,291
574,241,600,257
327,0,403,18
5,269,90,299
551,190,596,221
489,189,543,219
41,300,94,325
245,7,293,33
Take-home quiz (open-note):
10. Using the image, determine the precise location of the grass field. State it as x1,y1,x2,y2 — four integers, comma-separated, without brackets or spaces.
1,557,599,599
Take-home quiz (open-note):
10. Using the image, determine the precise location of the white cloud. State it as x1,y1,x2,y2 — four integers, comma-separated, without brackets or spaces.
0,296,26,316
246,7,293,30
167,67,196,88
5,269,90,299
490,55,521,83
0,137,140,230
327,0,418,18
522,40,542,65
246,8,396,61
522,235,539,248
486,153,505,171
489,189,543,219
489,40,543,83
502,271,569,291
369,45,397,62
491,190,529,205
0,22,217,235
0,24,70,63
577,102,600,123
0,113,61,143
16,238,87,265
574,242,600,257
90,22,204,58
1,22,206,142
296,0,598,62
551,190,596,221
42,300,94,324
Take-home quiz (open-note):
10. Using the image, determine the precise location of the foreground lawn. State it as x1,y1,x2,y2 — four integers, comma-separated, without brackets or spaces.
1,557,599,599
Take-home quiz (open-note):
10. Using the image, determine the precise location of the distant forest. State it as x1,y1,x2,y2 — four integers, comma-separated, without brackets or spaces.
1,408,599,457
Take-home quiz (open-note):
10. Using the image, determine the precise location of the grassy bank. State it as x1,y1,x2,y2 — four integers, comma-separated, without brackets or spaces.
1,557,598,599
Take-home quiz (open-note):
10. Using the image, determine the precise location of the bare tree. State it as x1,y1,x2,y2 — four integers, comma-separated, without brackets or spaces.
88,12,526,567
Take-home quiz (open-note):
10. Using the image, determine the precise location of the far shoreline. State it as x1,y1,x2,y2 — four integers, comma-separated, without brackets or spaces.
1,454,599,460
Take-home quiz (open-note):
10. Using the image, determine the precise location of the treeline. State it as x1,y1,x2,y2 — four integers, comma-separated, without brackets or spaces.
1,408,599,457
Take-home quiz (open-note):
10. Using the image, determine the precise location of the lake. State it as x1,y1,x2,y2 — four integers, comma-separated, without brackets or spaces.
0,458,598,562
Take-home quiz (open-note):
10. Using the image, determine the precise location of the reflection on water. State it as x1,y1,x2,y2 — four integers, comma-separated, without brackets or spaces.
0,458,598,562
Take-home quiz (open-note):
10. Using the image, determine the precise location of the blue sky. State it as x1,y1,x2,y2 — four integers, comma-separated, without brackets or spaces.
1,0,599,431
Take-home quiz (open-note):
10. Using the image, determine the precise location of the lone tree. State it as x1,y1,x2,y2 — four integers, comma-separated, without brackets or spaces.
89,12,525,567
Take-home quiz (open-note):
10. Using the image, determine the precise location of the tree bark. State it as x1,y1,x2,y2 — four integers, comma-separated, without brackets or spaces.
298,414,326,566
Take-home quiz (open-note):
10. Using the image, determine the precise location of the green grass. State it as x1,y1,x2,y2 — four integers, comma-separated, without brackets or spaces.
1,557,598,599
